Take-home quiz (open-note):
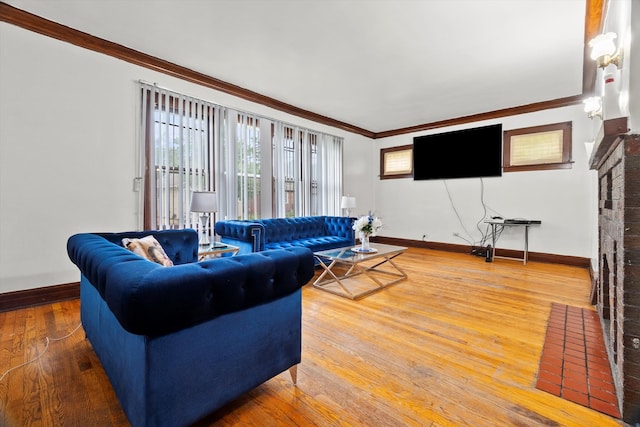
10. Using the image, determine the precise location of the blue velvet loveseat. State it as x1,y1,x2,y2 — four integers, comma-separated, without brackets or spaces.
214,216,355,256
66,229,314,427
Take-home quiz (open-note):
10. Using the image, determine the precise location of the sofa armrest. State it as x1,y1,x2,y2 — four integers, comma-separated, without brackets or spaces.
215,220,264,253
323,216,356,243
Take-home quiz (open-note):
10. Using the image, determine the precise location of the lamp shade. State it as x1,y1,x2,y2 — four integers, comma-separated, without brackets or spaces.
190,191,217,212
589,32,617,60
340,196,356,210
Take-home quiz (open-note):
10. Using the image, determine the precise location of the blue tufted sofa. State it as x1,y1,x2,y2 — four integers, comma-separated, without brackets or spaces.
66,229,314,427
214,216,355,256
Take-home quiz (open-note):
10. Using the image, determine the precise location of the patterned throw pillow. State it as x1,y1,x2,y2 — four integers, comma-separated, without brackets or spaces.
122,236,174,267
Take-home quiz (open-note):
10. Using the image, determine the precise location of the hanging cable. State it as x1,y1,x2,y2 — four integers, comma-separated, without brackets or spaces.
444,180,476,242
0,323,82,383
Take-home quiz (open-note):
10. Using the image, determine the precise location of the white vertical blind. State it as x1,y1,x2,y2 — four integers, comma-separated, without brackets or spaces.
272,122,287,218
317,133,343,216
270,124,343,217
235,112,262,220
140,82,343,227
140,83,215,230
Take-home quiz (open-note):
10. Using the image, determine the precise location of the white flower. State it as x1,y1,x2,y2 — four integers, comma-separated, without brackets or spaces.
353,213,383,237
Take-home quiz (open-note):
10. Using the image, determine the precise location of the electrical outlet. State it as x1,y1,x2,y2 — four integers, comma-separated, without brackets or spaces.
422,234,427,241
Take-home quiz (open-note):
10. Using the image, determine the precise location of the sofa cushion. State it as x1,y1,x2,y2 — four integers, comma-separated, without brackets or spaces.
122,235,174,267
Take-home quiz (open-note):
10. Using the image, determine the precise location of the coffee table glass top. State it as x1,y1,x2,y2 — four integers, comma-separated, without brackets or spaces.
314,243,408,262
313,243,409,299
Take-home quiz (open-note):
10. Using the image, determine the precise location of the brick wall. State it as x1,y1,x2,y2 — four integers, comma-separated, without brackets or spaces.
597,134,640,423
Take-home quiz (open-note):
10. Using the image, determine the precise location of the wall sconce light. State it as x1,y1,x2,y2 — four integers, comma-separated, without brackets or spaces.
583,96,602,119
589,32,623,69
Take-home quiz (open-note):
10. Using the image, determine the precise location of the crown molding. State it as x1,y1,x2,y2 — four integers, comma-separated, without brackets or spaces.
1,0,604,140
373,95,585,139
0,2,375,138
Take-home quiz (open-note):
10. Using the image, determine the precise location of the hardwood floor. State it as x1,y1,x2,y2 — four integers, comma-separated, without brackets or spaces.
0,248,627,426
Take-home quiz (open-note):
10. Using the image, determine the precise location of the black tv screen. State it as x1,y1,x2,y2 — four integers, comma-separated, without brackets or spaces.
413,124,503,180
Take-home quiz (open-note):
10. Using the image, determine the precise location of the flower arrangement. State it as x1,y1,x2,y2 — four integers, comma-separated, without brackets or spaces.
352,213,383,237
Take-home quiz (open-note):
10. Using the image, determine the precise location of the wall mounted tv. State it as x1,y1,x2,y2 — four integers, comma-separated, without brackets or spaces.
413,124,503,180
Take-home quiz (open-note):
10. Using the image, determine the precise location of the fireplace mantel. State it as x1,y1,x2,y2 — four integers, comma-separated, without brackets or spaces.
589,116,629,170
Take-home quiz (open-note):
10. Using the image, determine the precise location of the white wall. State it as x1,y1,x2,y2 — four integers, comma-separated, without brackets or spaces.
0,23,374,293
604,0,638,133
373,106,599,259
2,16,610,294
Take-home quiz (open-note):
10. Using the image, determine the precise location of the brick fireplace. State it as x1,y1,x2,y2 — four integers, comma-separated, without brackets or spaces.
591,118,640,423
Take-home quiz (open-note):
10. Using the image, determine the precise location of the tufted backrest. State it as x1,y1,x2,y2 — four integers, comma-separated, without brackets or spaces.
257,217,326,243
254,216,354,242
322,216,355,240
97,229,199,265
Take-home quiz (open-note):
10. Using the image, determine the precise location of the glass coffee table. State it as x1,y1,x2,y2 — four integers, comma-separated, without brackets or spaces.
198,243,239,260
313,243,408,299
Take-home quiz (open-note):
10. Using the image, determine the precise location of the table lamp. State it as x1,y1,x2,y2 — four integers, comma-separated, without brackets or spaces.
190,191,218,246
340,196,356,217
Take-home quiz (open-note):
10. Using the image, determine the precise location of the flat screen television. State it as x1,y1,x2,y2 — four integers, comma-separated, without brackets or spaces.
413,124,503,180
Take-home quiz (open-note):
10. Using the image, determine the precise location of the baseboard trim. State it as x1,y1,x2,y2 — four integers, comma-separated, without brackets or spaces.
0,282,80,312
0,239,591,312
374,236,591,269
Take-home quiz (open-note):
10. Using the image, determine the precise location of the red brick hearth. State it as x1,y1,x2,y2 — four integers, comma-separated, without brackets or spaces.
536,303,620,418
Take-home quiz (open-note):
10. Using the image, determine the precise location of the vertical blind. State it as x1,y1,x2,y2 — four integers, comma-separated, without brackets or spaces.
140,85,215,230
139,82,344,230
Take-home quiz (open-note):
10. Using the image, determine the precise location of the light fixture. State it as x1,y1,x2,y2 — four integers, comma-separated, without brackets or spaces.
589,32,623,69
583,96,602,119
340,196,356,217
190,191,218,246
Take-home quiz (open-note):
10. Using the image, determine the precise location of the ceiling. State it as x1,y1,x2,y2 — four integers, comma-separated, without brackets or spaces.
4,0,595,136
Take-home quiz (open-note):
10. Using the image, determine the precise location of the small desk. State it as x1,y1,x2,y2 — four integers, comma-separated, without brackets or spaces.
198,243,239,260
484,219,541,265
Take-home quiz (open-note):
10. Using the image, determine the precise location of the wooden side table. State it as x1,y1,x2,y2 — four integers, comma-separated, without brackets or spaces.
198,243,239,260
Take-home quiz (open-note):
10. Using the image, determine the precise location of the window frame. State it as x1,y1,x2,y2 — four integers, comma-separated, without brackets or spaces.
503,121,573,172
380,144,413,179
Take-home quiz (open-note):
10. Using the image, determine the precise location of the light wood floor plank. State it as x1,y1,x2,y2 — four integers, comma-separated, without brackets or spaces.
0,247,627,426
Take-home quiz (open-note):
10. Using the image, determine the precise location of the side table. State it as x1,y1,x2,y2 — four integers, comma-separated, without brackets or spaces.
198,243,239,260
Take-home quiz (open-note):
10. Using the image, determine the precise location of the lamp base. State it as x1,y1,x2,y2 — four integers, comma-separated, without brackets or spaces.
199,214,210,246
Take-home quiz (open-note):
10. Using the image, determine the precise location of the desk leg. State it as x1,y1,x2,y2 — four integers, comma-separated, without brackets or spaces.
491,224,496,262
524,225,529,265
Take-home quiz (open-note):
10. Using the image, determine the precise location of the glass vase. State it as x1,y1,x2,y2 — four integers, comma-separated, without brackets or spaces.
360,233,370,251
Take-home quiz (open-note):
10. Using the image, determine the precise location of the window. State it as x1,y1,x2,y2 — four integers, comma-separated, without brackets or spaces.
273,125,342,218
235,114,262,220
140,83,344,229
503,122,572,172
141,87,214,230
380,145,413,179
